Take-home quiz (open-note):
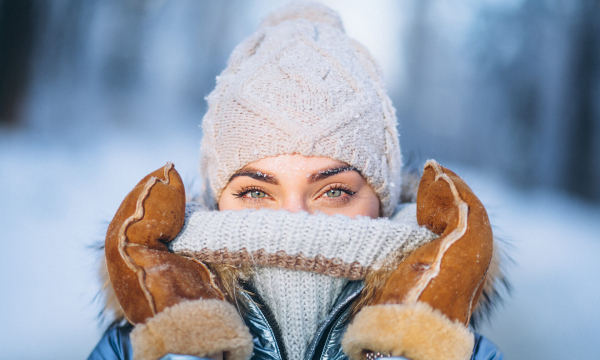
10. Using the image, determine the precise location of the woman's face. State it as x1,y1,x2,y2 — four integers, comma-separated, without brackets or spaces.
218,154,380,218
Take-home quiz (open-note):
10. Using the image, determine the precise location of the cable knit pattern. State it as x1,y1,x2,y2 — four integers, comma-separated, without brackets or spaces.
169,203,437,280
251,268,348,360
199,2,402,217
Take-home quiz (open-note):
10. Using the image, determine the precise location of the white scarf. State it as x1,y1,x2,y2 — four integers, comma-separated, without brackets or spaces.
169,203,436,360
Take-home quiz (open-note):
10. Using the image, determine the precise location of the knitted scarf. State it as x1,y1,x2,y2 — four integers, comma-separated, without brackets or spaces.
169,203,437,360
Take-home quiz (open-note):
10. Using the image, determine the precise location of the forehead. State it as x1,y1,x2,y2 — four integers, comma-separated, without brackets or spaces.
241,154,348,175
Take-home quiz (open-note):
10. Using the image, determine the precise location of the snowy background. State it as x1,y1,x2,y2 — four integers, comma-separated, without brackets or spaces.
0,1,599,359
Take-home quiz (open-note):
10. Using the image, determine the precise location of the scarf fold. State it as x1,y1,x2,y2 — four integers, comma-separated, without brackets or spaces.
169,203,437,280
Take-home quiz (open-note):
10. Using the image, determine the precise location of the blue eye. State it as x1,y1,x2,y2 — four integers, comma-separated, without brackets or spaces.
325,189,342,197
249,190,266,198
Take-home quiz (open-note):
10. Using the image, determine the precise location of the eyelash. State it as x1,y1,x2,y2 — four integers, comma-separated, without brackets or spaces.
232,184,357,204
232,186,270,202
320,184,356,196
318,184,356,205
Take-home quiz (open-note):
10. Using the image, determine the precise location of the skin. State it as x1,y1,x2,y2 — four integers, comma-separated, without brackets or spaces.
218,154,380,218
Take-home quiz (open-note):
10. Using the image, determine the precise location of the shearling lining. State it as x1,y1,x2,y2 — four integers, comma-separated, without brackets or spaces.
342,302,474,360
130,299,253,360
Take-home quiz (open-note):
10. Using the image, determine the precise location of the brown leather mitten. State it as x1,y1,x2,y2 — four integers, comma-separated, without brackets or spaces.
105,163,253,360
343,160,493,360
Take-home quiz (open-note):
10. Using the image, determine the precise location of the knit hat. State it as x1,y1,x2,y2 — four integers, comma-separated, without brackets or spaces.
200,2,402,217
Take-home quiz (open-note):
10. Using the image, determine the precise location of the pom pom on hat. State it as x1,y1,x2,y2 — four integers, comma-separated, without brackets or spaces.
260,1,344,31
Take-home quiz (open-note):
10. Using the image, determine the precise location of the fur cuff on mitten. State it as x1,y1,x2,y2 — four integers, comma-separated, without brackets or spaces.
342,302,474,360
131,299,253,360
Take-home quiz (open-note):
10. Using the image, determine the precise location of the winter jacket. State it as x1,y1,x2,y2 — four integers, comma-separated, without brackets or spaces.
89,281,503,360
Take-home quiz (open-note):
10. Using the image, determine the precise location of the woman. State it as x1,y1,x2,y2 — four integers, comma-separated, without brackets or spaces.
90,3,504,360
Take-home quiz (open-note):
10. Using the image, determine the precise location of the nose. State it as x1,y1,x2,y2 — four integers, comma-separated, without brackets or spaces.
281,195,310,213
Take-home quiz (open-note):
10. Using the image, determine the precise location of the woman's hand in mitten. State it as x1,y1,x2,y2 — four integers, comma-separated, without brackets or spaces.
343,160,493,360
104,163,252,360
375,159,493,322
105,162,224,324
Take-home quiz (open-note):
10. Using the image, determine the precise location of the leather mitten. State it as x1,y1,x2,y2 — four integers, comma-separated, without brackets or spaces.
105,163,253,360
343,160,494,360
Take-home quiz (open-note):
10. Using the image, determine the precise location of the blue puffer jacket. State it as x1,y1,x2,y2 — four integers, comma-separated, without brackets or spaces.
88,281,503,360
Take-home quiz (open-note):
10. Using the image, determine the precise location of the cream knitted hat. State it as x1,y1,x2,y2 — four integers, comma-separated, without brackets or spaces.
200,2,402,217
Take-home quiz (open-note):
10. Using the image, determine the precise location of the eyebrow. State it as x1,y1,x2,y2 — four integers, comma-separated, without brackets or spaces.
308,166,359,184
229,168,279,185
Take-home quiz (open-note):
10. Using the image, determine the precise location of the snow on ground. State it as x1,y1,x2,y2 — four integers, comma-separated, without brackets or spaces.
0,128,598,359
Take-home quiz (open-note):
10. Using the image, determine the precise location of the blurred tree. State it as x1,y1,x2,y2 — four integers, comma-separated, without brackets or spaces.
565,0,600,200
0,0,35,125
398,0,600,202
